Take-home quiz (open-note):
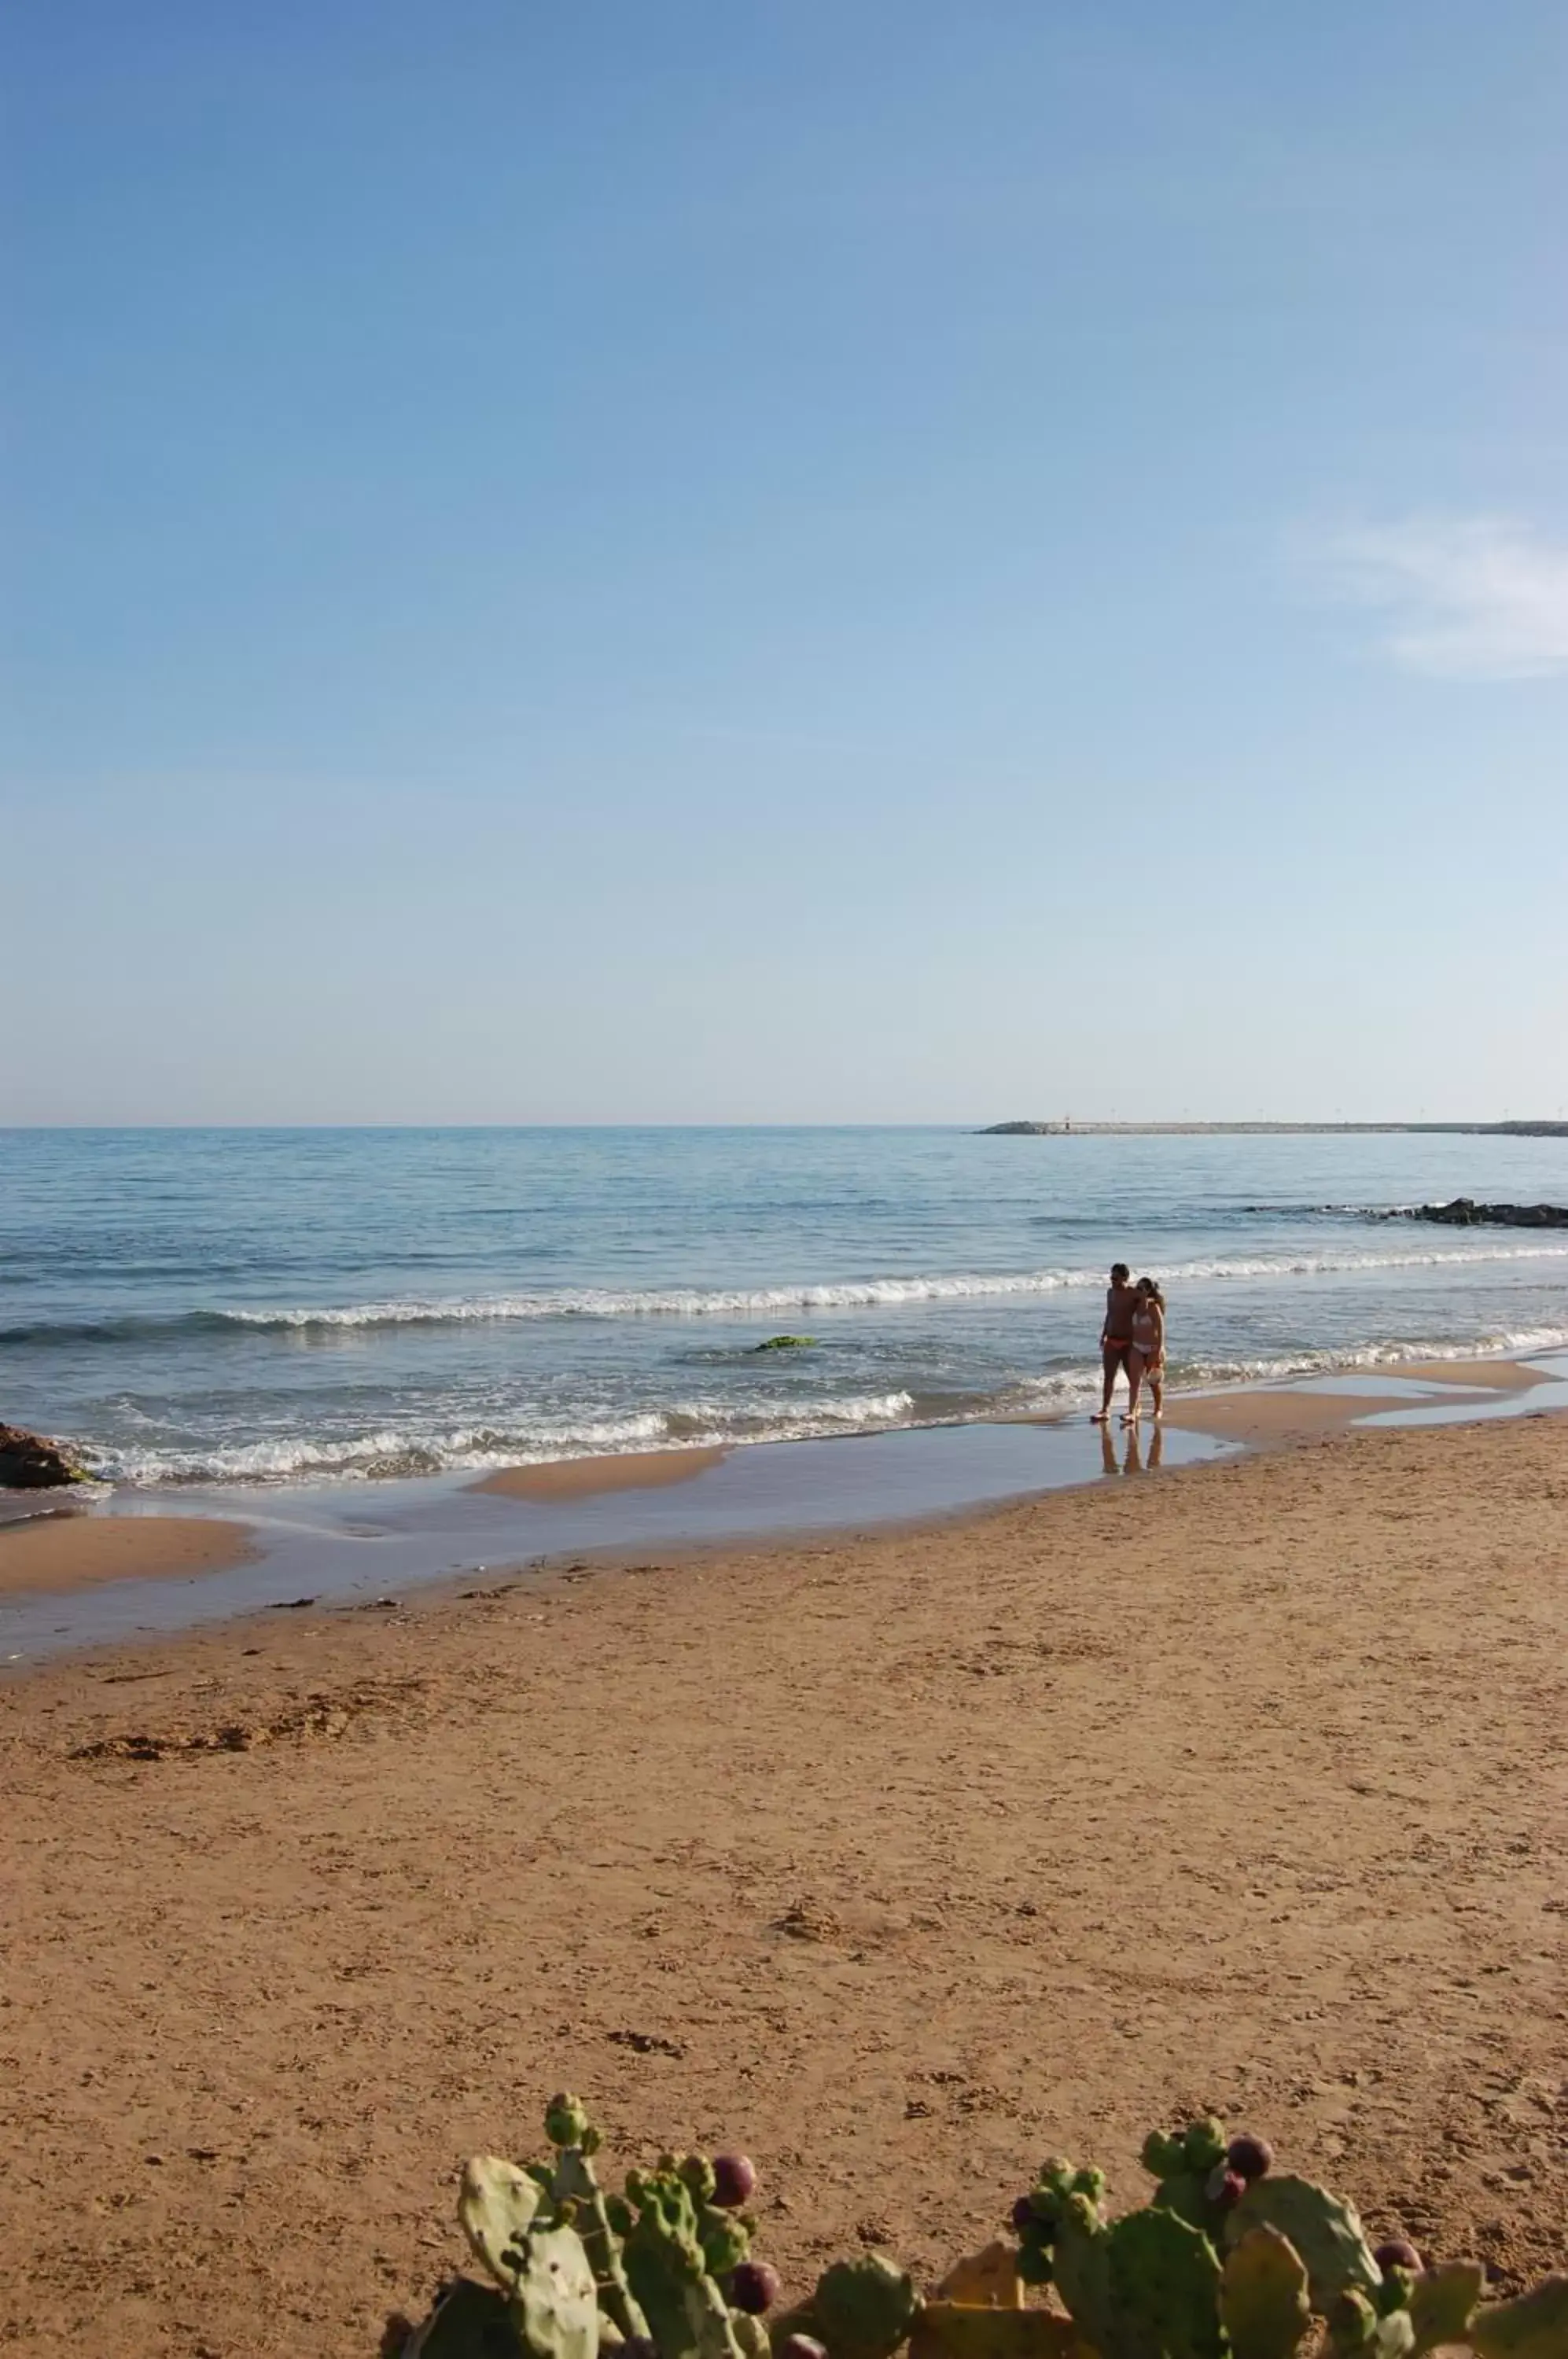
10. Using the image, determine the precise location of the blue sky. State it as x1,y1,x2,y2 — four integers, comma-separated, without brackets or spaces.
4,2,1566,1122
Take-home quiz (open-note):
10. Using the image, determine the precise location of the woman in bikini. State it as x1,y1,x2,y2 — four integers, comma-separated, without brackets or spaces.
1124,1277,1166,1423
1092,1262,1139,1422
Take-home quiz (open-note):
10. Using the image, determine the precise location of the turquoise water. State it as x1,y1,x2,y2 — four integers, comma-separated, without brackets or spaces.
2,1126,1566,1488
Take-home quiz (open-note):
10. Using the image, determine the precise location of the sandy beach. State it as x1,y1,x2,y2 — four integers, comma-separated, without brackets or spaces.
2,1408,1566,2357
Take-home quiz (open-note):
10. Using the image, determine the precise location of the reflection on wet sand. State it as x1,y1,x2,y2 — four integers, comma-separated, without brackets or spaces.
1100,1421,1163,1477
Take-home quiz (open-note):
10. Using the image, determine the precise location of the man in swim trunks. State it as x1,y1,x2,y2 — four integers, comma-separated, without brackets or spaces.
1092,1262,1138,1422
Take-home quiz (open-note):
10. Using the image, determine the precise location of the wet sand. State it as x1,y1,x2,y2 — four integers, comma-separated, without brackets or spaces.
1389,1356,1548,1391
2,1411,1565,2357
0,1512,257,1597
1160,1387,1500,1444
474,1444,729,1500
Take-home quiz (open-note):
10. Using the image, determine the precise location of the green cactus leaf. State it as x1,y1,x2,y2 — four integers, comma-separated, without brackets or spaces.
1151,2175,1214,2234
1408,2261,1484,2356
731,2317,773,2359
1103,2206,1225,2359
1225,2177,1381,2313
459,2158,548,2291
403,2276,527,2357
1326,2288,1415,2357
622,2170,745,2359
908,2305,1082,2359
550,2149,652,2343
1049,2209,1110,2353
510,2222,601,2359
804,2254,921,2359
1472,2277,1568,2359
1220,2225,1312,2359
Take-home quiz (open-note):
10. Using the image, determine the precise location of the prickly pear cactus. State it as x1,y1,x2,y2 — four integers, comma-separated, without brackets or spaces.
404,2096,1568,2359
511,2224,602,2359
786,2252,921,2359
1043,2195,1111,2355
1225,2177,1382,2313
460,2158,548,2291
403,2274,522,2357
621,2162,748,2359
545,2097,653,2344
1471,2277,1568,2359
1102,2203,1226,2359
1324,2289,1415,2357
1219,2225,1312,2359
1408,2261,1484,2356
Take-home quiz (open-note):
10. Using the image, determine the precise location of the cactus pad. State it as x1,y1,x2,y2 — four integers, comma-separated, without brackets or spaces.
510,2222,602,2359
460,2158,547,2291
1226,2177,1382,2313
1103,2204,1225,2359
1472,2277,1568,2359
797,2254,921,2359
403,2276,525,2357
1219,2225,1312,2359
1408,2261,1484,2355
909,2308,1083,2359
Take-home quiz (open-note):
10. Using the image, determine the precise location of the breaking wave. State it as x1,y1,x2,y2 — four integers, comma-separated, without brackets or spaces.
76,1389,920,1486
11,1238,1568,1348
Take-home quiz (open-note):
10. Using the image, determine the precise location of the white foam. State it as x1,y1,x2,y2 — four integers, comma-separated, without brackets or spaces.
223,1240,1568,1333
84,1389,918,1486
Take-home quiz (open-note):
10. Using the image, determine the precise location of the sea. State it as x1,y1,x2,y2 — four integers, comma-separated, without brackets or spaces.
3,1126,1567,1492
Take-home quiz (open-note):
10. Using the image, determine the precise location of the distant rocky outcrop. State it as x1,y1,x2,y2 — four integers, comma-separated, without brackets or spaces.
0,1423,86,1488
979,1121,1069,1135
1402,1198,1568,1229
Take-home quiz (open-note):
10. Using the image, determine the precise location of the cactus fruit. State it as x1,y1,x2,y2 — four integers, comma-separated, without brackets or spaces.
1182,2118,1230,2175
1374,2243,1422,2275
1470,2277,1568,2359
460,2158,548,2291
1226,2176,1382,2313
732,2266,782,2317
1219,2226,1312,2359
1102,2204,1226,2359
713,2157,759,2210
547,2097,596,2153
1227,2138,1274,2185
778,2342,830,2359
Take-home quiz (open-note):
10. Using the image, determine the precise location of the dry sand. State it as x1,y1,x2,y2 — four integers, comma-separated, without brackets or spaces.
474,1446,729,1500
2,1414,1566,2357
0,1512,257,1597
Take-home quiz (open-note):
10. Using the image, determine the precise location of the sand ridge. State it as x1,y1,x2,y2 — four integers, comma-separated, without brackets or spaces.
474,1445,730,1500
0,1511,258,1597
2,1414,1566,2356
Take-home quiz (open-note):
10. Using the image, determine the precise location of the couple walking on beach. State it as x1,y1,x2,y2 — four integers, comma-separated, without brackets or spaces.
1093,1261,1165,1426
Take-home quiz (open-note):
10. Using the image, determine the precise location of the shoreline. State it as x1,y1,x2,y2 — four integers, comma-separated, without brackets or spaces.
4,1411,1565,2354
3,1352,1566,1651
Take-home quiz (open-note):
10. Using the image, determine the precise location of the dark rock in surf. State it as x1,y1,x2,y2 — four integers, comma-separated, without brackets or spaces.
1404,1198,1568,1229
0,1423,86,1488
